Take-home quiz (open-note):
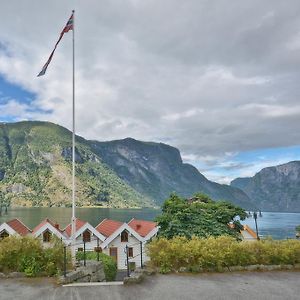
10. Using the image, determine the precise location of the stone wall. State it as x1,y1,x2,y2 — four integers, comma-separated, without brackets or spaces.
59,261,105,284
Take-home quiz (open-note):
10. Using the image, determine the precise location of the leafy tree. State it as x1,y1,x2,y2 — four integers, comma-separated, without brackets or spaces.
296,225,300,233
156,193,247,240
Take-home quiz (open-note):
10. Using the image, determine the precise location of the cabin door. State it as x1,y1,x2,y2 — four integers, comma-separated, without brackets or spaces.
109,247,118,265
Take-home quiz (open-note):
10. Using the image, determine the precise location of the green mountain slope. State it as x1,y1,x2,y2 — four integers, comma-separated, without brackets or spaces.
0,121,254,209
0,121,153,208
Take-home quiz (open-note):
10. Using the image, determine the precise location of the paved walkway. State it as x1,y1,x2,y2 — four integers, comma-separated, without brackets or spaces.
0,271,299,300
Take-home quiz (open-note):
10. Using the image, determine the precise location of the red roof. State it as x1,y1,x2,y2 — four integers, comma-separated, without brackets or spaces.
128,219,157,237
6,219,31,236
96,219,123,237
243,225,258,239
64,218,87,237
32,218,62,234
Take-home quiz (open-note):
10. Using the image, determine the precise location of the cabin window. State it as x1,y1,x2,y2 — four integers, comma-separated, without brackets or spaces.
121,230,128,242
83,230,91,242
43,230,52,242
0,230,9,240
128,247,133,258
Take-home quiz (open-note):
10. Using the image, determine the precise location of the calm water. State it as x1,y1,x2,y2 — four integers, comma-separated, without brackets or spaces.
0,208,299,239
242,212,300,240
0,207,160,229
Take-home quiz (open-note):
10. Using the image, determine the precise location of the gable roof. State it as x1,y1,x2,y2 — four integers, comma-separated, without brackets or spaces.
6,219,31,236
64,218,87,237
0,222,18,236
128,219,157,237
32,218,62,234
73,222,106,241
96,219,123,237
32,218,66,240
101,223,144,249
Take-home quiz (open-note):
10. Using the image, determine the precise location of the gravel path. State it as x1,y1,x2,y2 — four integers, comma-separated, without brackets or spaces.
0,271,299,300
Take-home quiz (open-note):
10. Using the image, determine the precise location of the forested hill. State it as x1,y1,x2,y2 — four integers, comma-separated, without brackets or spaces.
0,121,152,208
0,121,254,209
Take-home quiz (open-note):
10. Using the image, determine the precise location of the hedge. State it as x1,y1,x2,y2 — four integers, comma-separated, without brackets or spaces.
0,236,71,277
147,236,300,273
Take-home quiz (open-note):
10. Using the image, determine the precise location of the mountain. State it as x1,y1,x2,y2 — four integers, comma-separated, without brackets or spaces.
231,161,300,212
0,121,254,209
0,121,152,208
90,138,254,209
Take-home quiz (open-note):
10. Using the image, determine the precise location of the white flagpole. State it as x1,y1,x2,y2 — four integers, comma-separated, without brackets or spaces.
71,9,76,256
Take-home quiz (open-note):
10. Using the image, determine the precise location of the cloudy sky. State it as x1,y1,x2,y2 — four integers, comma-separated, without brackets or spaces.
1,0,300,184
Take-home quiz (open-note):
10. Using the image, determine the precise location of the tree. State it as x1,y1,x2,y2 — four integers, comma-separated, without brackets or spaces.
156,193,247,240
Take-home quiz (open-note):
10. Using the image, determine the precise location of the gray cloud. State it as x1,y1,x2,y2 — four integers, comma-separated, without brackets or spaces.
1,0,300,181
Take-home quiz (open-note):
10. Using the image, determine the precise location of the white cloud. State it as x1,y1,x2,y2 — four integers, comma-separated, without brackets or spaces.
1,0,300,182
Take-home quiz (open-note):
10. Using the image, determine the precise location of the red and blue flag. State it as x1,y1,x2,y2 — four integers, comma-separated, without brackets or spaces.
37,12,74,77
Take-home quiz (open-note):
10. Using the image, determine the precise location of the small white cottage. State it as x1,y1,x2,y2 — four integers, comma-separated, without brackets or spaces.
0,218,31,240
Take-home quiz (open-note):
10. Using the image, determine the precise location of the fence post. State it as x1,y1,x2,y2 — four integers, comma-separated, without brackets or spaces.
63,245,67,277
97,238,100,262
140,241,143,269
83,240,86,266
126,245,130,277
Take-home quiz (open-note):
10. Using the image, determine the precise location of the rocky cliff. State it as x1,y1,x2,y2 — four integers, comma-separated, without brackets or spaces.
91,138,254,208
0,121,254,209
231,161,300,212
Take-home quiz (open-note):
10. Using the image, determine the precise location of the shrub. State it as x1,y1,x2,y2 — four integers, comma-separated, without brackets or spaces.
0,236,70,276
76,251,117,281
147,236,300,273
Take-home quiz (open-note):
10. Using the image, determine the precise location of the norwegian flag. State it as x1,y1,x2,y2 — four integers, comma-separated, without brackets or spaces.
37,12,74,77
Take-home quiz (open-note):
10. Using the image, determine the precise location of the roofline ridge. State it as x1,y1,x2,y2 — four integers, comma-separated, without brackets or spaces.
128,218,135,224
95,218,108,229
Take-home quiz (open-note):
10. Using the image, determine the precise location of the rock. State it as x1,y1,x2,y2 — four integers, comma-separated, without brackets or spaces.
178,267,188,273
281,265,293,270
7,183,26,194
59,261,105,284
0,273,6,278
123,268,147,284
61,147,84,163
41,152,55,163
294,263,300,269
123,272,144,284
59,270,85,284
7,272,25,278
229,266,245,272
245,265,260,271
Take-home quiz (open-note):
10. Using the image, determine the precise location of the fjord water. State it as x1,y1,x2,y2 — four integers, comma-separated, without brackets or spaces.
242,211,300,239
0,208,299,239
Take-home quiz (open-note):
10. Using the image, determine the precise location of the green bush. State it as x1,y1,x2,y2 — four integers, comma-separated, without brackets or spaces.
0,236,70,276
147,236,300,273
76,251,117,281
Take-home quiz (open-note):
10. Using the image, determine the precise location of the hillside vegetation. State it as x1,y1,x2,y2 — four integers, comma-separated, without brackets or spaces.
0,121,152,208
0,121,255,209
